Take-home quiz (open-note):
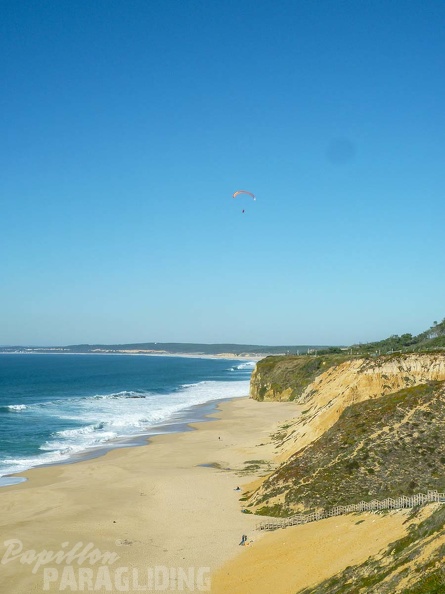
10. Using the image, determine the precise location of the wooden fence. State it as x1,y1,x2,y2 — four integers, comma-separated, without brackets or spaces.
256,490,445,531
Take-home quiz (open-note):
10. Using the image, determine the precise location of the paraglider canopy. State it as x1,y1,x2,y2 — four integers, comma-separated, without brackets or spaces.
232,190,255,200
233,190,255,213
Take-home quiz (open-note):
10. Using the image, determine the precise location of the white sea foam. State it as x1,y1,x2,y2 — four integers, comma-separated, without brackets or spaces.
231,361,256,370
0,379,250,479
1,450,74,476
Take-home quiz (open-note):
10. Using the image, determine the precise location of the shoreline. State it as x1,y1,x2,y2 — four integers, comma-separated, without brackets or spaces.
0,354,256,486
0,395,416,593
0,396,240,488
0,396,299,593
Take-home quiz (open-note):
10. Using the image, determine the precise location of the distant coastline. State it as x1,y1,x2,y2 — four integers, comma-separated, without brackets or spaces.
0,349,264,361
0,342,328,359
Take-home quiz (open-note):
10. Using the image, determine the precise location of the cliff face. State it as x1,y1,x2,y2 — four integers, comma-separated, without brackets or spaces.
250,353,445,403
246,351,445,592
252,381,445,515
250,354,350,402
246,353,445,515
251,353,445,456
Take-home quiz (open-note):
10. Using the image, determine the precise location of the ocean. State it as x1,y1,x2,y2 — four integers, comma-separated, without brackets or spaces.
0,354,254,485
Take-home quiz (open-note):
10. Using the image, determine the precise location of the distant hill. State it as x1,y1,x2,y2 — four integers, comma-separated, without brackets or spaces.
0,342,328,357
2,317,443,356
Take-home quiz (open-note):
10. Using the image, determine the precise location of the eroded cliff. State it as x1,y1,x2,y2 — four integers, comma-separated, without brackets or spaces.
245,349,445,593
246,353,445,514
251,353,445,457
252,381,445,515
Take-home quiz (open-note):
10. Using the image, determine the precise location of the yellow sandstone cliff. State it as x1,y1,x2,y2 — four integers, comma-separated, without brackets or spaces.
251,353,445,461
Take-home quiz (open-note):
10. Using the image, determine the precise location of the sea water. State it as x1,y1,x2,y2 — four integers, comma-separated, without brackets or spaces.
0,354,254,484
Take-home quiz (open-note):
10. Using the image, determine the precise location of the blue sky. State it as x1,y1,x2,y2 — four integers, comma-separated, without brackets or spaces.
1,0,444,346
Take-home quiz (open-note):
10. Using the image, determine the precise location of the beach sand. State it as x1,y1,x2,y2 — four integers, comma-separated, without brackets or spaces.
211,510,409,594
0,397,297,593
0,396,411,593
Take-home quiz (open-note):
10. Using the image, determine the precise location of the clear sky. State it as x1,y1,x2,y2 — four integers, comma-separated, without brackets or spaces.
1,0,444,346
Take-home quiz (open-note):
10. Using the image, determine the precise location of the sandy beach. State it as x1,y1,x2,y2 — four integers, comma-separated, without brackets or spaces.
211,509,410,594
0,397,298,593
0,395,413,593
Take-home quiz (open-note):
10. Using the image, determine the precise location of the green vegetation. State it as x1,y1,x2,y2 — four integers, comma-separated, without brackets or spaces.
255,504,285,516
252,353,353,402
238,460,270,474
318,318,445,356
252,382,445,515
